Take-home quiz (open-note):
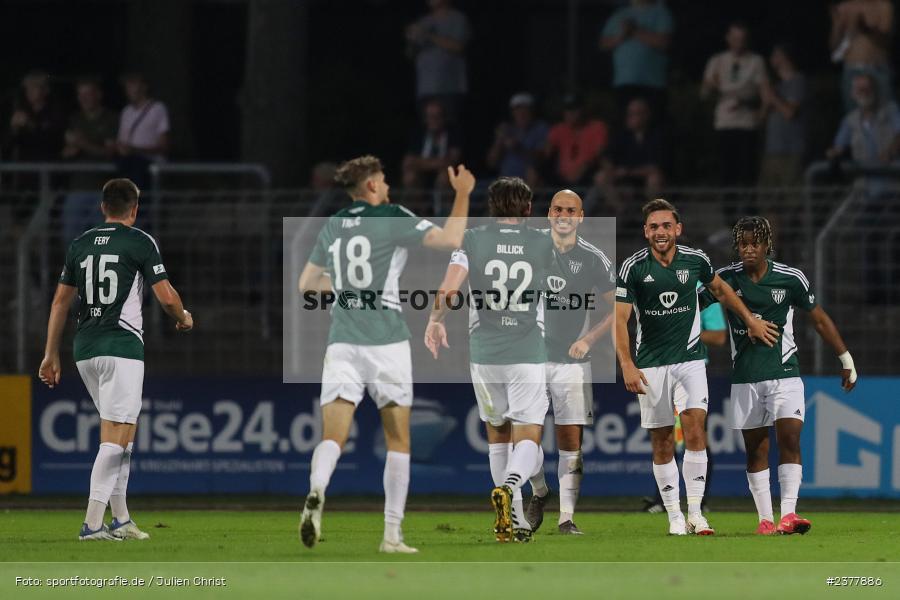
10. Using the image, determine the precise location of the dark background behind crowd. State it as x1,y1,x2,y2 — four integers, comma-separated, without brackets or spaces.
0,0,897,191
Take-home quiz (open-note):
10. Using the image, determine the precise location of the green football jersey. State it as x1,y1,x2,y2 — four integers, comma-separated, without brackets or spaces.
308,200,435,346
616,245,715,368
452,223,555,365
703,260,817,384
59,223,169,361
540,231,615,364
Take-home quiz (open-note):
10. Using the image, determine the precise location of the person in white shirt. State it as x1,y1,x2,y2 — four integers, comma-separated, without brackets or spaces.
115,72,170,188
701,22,768,187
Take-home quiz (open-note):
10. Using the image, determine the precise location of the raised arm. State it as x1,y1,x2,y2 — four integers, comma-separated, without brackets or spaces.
808,305,857,391
422,164,474,250
707,274,778,346
38,283,78,388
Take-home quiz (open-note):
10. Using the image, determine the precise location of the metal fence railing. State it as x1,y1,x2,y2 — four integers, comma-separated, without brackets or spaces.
2,179,898,378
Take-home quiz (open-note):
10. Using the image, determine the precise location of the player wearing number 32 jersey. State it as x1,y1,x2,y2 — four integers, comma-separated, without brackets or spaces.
426,177,554,544
298,155,473,554
615,199,779,537
39,178,193,542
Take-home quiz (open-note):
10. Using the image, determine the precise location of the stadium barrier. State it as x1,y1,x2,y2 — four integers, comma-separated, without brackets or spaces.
11,375,899,498
4,181,899,377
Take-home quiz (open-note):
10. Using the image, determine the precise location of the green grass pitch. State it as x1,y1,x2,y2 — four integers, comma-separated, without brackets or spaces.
1,508,899,598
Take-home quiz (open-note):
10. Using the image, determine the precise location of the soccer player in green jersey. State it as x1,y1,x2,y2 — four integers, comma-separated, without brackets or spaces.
615,199,779,536
524,190,615,535
297,155,473,553
38,178,193,541
425,177,555,543
703,216,857,535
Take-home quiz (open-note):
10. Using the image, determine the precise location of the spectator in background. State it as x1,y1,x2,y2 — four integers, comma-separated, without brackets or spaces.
830,0,894,111
599,0,673,120
116,72,170,189
826,72,900,304
406,0,471,125
61,76,118,244
545,94,609,187
827,72,900,169
5,70,65,163
486,92,548,186
402,99,462,191
594,97,665,210
702,22,768,187
309,161,347,214
759,44,807,187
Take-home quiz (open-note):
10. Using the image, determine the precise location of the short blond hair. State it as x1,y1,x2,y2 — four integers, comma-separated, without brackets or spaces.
334,155,383,193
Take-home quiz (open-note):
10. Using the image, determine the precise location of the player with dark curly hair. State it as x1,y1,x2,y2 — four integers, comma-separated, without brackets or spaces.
702,216,858,535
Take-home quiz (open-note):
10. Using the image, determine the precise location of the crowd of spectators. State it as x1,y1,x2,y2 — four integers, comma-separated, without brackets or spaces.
397,0,900,217
1,70,170,236
3,0,899,218
2,70,169,180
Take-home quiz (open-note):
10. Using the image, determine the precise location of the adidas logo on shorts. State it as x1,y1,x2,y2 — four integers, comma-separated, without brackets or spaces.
794,409,802,416
643,274,655,282
661,485,674,492
693,476,705,482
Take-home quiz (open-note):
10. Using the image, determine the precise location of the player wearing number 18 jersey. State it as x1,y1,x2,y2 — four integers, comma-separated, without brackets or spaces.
298,155,472,553
39,179,193,541
426,177,554,543
701,217,857,535
615,199,779,536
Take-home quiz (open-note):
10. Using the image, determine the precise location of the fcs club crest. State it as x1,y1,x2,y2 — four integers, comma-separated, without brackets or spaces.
676,269,690,285
659,291,678,308
771,288,786,304
547,276,566,294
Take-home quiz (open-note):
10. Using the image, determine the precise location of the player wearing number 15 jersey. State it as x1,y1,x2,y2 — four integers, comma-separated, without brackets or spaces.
297,155,473,554
39,178,193,542
425,177,554,543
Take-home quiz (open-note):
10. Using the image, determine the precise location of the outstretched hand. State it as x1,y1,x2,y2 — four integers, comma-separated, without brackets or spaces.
447,164,476,195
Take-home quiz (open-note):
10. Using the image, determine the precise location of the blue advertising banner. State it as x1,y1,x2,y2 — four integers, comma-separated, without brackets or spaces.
31,376,758,497
801,377,900,498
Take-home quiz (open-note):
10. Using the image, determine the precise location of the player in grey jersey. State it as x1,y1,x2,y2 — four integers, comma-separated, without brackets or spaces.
426,177,554,543
39,179,193,541
297,155,473,554
525,190,616,535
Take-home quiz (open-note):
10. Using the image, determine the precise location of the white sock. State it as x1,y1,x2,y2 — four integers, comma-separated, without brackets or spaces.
109,442,133,523
557,449,583,524
682,449,708,516
488,443,512,486
504,440,540,492
309,439,341,493
512,487,527,529
85,442,124,529
652,459,681,521
529,446,549,497
383,451,410,543
747,469,774,523
778,463,802,516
